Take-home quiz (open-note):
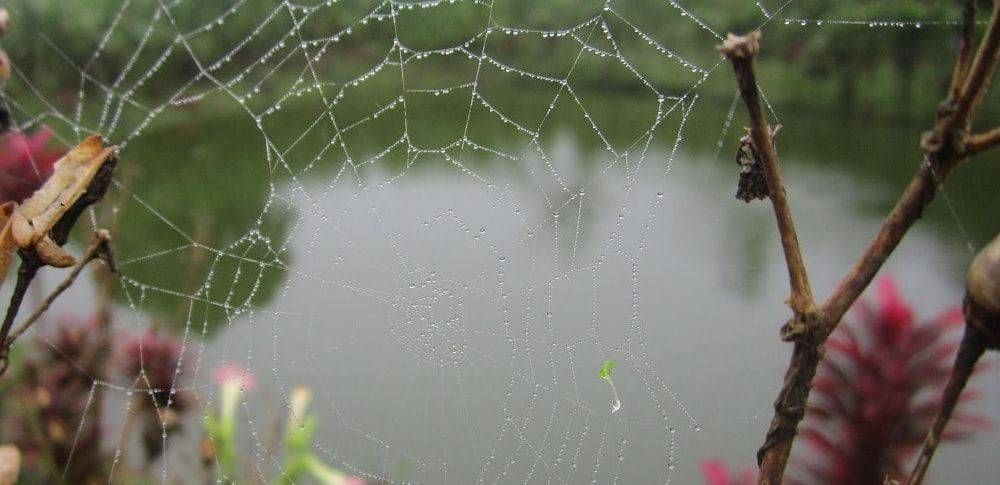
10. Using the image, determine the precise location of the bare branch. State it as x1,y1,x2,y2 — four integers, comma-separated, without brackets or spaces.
909,327,985,485
3,230,115,348
721,32,823,485
824,0,1000,332
721,4,1000,481
966,126,1000,156
949,0,978,99
720,32,815,315
820,162,953,327
954,1,1000,128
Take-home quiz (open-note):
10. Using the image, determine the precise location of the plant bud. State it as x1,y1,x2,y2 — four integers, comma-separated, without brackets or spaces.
0,9,10,38
967,233,1000,318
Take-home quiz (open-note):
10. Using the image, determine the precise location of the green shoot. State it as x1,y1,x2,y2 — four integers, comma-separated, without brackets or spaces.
598,359,621,414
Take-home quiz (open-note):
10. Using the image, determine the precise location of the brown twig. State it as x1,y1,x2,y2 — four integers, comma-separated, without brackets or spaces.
966,126,1000,156
823,0,998,333
820,161,956,328
3,230,115,347
953,1,1000,130
909,233,1000,484
721,3,1000,482
719,32,815,315
720,33,822,484
0,257,42,370
950,0,977,99
908,321,988,484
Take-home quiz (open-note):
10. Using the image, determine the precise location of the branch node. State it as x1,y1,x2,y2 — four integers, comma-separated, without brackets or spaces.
719,31,761,59
780,311,822,343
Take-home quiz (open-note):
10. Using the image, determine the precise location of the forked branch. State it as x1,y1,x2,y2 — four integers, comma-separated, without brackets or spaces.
966,126,1000,156
0,137,117,376
3,230,116,348
721,2,1000,482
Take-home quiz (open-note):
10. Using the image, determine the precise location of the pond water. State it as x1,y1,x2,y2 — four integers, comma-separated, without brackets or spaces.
41,89,988,483
1,24,995,477
3,1,1000,482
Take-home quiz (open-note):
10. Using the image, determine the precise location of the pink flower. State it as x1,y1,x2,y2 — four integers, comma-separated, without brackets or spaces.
212,363,257,391
700,460,755,485
0,127,65,202
792,276,984,484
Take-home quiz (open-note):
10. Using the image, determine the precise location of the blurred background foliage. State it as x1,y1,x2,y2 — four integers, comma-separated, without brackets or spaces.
3,0,997,120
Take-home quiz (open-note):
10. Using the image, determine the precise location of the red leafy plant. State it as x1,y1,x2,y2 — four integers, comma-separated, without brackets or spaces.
702,276,983,485
0,315,109,482
701,460,755,485
791,276,984,484
119,329,190,461
0,126,65,203
0,317,193,481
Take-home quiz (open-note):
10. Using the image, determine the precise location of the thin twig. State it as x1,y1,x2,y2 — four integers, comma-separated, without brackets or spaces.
909,233,1000,484
720,33,821,484
719,32,815,315
820,161,955,327
949,0,977,99
721,3,1000,482
3,230,115,347
908,321,988,484
966,126,1000,156
0,257,42,375
953,1,1000,129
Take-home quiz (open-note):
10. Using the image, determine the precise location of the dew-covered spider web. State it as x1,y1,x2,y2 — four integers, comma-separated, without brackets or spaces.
1,0,998,483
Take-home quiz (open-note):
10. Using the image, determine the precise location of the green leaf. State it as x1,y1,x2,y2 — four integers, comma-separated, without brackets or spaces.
598,359,614,380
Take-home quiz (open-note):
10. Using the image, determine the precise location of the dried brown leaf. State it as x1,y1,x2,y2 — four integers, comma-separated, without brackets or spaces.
10,135,114,250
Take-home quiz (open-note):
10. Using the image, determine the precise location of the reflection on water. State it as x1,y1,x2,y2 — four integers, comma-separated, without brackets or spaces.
192,138,997,483
108,89,1000,334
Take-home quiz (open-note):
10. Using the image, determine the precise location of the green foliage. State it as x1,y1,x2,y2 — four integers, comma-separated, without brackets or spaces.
598,359,614,380
3,0,986,118
205,382,354,484
203,411,238,482
275,414,318,484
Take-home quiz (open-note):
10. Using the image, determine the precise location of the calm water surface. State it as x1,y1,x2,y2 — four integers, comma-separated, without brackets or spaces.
29,95,1000,483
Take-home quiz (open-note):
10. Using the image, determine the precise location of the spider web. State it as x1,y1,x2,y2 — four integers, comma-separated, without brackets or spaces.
0,0,992,484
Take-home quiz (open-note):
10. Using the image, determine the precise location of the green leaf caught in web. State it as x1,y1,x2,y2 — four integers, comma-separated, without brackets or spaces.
598,359,614,380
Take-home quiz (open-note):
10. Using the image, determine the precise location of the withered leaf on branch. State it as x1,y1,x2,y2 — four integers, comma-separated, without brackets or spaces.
735,125,781,203
0,135,115,289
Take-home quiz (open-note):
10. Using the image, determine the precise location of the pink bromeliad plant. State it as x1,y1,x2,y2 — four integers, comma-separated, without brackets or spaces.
701,460,755,485
791,276,984,484
119,329,190,461
0,126,65,203
703,275,983,485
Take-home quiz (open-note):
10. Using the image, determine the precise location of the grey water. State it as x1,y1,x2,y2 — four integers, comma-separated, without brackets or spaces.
192,130,999,483
23,96,1000,483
